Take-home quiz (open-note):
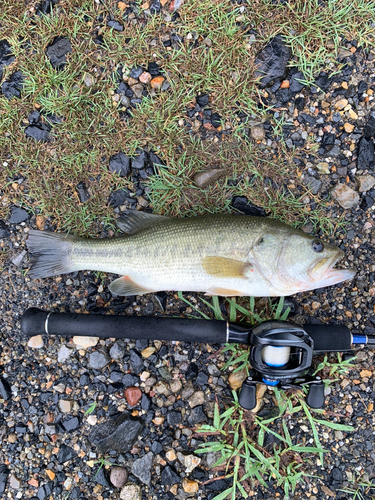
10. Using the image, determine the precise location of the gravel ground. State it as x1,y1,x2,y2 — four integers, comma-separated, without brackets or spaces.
1,4,375,500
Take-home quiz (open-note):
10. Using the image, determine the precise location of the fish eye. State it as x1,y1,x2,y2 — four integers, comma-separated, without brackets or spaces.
312,240,324,253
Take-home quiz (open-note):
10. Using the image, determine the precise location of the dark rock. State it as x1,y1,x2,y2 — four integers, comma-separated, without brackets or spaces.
1,71,24,99
275,87,291,103
254,34,291,87
0,464,9,494
361,195,373,210
211,112,221,128
8,206,30,224
95,468,111,488
0,221,10,238
315,71,332,91
151,441,163,454
0,39,15,74
187,406,207,425
299,113,316,126
358,137,374,170
331,467,343,483
122,374,140,387
358,81,367,94
141,394,151,411
185,362,198,381
107,20,124,31
196,372,209,386
62,417,80,432
109,152,131,177
58,444,77,463
289,71,305,92
161,465,180,485
206,479,230,491
88,413,144,454
150,0,161,14
28,110,41,124
36,0,59,15
129,349,144,372
131,149,147,170
108,189,129,208
46,37,72,69
321,132,335,147
231,196,266,216
79,373,90,386
76,182,91,203
109,340,127,360
148,150,165,170
129,66,144,79
364,116,375,138
37,481,53,499
132,452,153,486
148,62,160,76
25,123,51,142
295,96,305,111
167,411,182,425
196,94,209,107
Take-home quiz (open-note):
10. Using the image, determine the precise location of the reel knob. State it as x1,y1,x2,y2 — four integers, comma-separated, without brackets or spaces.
306,381,325,409
238,379,257,410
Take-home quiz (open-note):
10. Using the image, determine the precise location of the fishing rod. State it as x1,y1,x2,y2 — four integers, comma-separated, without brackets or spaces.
21,308,375,410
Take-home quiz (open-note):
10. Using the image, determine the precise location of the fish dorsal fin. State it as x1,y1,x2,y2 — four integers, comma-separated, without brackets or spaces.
116,210,170,235
202,256,248,278
109,275,154,296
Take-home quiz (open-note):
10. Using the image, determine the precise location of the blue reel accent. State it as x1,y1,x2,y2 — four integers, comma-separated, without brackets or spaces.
352,334,367,345
262,378,279,386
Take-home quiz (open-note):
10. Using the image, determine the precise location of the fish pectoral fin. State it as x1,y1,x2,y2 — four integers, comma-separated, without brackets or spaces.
202,256,248,278
116,210,170,235
205,287,245,297
109,275,154,296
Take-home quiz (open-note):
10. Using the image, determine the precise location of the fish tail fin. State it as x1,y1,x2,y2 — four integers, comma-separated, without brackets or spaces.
26,230,83,279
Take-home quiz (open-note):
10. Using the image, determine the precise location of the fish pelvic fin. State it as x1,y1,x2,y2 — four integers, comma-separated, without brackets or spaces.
27,230,82,279
202,256,248,278
109,275,155,296
116,210,170,235
205,287,245,297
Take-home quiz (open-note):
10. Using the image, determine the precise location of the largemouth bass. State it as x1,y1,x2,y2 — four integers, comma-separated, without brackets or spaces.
26,212,355,297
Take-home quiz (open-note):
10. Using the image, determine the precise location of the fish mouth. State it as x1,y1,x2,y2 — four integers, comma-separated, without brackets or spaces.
308,251,355,288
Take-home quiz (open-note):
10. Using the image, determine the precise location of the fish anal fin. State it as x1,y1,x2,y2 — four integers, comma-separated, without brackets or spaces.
205,287,245,297
109,275,154,296
202,256,248,278
116,210,170,235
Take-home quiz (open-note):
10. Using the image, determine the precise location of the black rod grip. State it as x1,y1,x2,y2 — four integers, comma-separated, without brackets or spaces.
21,308,228,344
304,324,352,352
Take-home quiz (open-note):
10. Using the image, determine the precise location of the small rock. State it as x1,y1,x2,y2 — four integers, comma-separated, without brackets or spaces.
89,350,110,369
196,94,209,106
46,37,72,69
11,250,26,267
228,369,247,391
254,34,291,87
139,72,152,84
110,467,128,488
161,465,180,485
150,76,165,90
344,123,354,133
170,379,182,393
357,137,374,170
335,98,348,110
76,182,91,203
231,196,266,216
331,184,360,209
0,220,10,238
131,83,143,98
166,449,177,461
73,336,98,349
132,452,153,486
109,152,131,177
88,414,144,454
28,335,44,348
141,346,155,358
8,206,30,224
131,149,147,170
83,73,96,87
348,109,358,120
189,391,205,408
193,168,226,188
59,399,73,413
25,123,51,142
364,116,375,138
120,484,141,500
182,479,199,493
58,345,72,363
124,387,142,406
1,71,23,99
177,452,201,472
110,340,127,360
0,378,11,401
0,465,10,494
250,125,265,141
108,20,124,31
9,475,22,489
316,162,330,174
356,174,375,192
57,444,77,464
